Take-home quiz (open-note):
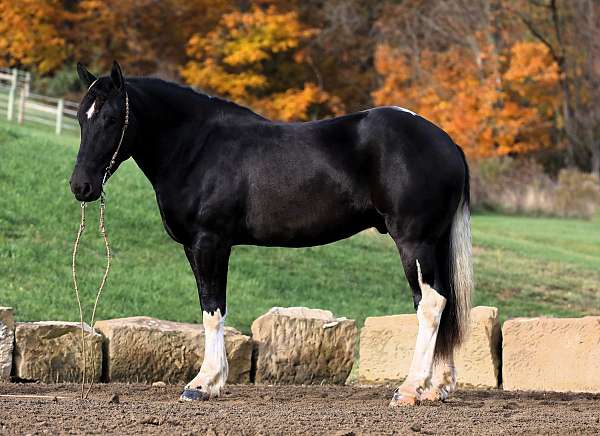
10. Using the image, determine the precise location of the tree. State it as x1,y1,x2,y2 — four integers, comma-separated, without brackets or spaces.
74,0,230,78
181,5,341,121
372,0,560,159
0,0,73,73
512,0,600,177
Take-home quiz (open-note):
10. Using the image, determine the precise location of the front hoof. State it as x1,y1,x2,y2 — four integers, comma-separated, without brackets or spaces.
389,389,418,407
179,388,210,402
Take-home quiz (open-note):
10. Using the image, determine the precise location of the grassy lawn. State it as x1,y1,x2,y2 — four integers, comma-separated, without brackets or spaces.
1,120,599,334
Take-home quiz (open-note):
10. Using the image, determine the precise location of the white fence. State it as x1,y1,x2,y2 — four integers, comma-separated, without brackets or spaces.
0,68,79,135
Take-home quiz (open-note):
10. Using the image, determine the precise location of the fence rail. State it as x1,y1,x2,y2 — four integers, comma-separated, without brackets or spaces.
0,67,79,135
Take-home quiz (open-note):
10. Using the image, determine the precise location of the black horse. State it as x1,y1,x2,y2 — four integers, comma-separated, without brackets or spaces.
71,62,473,405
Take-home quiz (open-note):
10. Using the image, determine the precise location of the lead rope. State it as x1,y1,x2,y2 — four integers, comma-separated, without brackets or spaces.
72,202,88,399
71,90,128,400
84,194,110,399
71,197,110,399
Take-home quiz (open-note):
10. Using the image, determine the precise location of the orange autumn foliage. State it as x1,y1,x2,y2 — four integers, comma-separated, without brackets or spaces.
181,5,340,121
0,0,72,73
372,40,560,159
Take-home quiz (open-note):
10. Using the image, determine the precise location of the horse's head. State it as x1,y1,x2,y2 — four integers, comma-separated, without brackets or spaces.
70,61,130,202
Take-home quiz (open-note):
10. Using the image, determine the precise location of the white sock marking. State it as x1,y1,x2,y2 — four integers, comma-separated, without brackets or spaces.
86,101,96,119
427,356,456,400
397,260,446,398
186,308,228,397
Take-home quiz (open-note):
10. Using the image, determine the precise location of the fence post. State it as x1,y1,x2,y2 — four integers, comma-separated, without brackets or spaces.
24,71,31,96
10,68,17,88
7,87,15,121
17,87,26,124
56,99,64,134
6,69,17,121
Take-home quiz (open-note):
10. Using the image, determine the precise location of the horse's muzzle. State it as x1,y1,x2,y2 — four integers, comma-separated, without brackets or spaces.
70,176,101,202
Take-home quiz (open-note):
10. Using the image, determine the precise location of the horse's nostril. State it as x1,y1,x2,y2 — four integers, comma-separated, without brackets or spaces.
81,183,93,197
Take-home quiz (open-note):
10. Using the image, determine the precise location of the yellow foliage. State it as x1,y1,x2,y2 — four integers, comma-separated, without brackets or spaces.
182,58,267,100
254,83,339,121
182,5,337,121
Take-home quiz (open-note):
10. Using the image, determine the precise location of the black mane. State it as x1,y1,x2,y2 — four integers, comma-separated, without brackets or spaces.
126,76,267,121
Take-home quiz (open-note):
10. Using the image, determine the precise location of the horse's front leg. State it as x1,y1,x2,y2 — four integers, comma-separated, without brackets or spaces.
179,233,231,402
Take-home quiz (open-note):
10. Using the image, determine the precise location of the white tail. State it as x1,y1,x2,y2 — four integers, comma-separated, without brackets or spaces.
449,196,473,342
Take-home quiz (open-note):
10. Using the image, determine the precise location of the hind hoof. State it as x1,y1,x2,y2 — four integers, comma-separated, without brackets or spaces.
421,389,442,402
389,389,418,407
179,388,209,402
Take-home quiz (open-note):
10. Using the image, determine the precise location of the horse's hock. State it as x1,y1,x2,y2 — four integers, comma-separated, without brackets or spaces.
0,307,15,381
251,307,358,385
94,316,253,384
13,321,102,383
502,317,600,393
358,306,501,388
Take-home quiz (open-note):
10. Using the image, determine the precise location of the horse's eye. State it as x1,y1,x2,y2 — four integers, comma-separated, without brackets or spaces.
106,116,117,125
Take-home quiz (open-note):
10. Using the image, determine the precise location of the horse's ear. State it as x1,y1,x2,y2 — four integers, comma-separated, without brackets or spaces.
110,60,124,91
77,62,96,88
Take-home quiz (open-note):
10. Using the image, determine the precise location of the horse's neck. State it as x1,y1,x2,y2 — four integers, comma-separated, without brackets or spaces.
127,83,215,188
127,80,265,189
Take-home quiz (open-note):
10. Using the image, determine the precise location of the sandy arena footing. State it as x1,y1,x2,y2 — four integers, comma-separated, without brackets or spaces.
1,383,600,435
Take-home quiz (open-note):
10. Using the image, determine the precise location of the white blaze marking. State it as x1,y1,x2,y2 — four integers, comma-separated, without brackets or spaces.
185,308,228,397
86,101,96,119
391,105,417,116
396,260,446,399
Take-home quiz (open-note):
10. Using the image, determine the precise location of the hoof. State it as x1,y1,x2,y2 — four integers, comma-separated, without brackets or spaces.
179,388,209,402
389,389,418,407
421,387,450,403
420,389,441,402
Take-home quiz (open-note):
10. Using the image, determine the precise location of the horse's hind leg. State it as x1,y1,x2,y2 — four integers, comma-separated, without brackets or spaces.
420,228,457,402
389,239,447,406
421,355,457,402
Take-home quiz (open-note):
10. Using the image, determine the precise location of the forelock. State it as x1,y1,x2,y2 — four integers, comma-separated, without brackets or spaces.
81,78,115,119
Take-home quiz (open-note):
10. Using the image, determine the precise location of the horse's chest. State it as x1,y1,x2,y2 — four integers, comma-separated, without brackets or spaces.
155,193,196,244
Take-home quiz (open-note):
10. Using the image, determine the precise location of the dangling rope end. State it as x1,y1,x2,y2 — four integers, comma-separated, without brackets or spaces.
72,196,113,400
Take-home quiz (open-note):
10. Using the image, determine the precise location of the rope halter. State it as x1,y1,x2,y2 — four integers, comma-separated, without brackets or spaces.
101,90,129,188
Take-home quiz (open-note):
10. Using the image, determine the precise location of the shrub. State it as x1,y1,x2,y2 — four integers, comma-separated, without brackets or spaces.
470,157,599,219
32,63,84,99
553,169,600,219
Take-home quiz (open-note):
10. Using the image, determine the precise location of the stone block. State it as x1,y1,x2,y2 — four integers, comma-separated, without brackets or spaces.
503,316,600,392
0,307,15,380
251,307,357,384
358,306,501,388
14,321,102,383
94,316,253,384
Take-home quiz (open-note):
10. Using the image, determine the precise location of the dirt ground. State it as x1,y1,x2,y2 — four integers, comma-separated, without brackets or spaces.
1,383,600,435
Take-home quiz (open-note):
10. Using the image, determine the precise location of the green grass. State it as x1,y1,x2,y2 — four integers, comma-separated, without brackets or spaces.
1,120,599,333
